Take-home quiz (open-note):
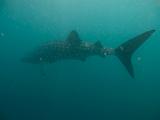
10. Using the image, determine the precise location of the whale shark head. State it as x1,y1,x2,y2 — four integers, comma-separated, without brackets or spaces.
21,49,46,64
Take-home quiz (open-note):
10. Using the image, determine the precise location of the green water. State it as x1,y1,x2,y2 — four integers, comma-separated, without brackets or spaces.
0,0,160,120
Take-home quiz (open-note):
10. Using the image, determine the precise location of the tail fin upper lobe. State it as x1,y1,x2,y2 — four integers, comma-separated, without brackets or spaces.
115,30,155,78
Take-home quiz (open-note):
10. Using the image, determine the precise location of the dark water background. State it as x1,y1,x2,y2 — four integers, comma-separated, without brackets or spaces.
0,0,160,120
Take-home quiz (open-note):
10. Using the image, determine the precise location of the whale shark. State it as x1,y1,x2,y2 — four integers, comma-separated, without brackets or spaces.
22,30,155,78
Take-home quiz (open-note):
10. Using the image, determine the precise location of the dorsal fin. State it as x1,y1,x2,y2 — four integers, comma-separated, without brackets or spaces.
66,30,81,46
94,41,103,48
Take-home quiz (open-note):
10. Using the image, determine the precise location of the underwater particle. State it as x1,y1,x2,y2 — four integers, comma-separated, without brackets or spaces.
0,32,4,37
120,46,124,51
40,57,43,61
137,57,142,61
104,52,107,56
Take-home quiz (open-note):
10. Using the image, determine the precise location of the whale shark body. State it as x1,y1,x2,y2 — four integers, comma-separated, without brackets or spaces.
22,30,155,78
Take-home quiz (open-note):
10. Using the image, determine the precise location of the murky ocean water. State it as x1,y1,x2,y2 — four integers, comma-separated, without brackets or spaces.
0,0,160,120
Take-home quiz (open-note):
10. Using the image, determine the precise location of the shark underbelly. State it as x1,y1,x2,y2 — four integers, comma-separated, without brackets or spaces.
45,47,93,62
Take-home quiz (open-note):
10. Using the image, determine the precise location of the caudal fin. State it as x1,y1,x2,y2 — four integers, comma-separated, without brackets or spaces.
115,30,155,78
